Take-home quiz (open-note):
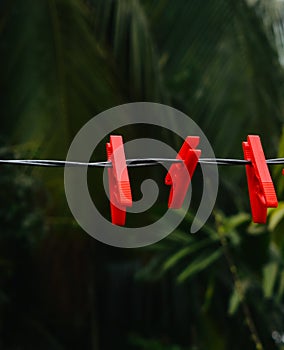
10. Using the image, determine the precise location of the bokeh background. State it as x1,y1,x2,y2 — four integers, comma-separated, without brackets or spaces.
1,0,284,349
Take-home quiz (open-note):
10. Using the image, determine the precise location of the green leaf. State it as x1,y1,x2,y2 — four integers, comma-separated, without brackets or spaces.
162,239,214,272
202,276,216,312
228,287,241,316
268,202,284,231
277,270,284,301
215,211,249,243
143,228,195,252
224,212,251,230
263,262,278,298
177,249,222,283
247,223,267,235
228,279,250,315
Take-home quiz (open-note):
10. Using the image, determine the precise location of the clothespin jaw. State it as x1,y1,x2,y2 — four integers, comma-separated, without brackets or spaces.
165,136,201,208
106,135,132,226
242,135,278,223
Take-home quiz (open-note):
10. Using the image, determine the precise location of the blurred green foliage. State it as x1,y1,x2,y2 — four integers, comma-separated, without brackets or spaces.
0,0,284,349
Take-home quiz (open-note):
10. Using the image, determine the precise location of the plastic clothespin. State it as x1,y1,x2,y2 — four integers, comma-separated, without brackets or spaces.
106,135,132,226
165,136,201,208
242,135,278,223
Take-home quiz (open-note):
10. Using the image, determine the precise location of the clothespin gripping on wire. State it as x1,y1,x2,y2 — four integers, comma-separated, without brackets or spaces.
243,135,278,224
106,135,132,225
165,136,201,208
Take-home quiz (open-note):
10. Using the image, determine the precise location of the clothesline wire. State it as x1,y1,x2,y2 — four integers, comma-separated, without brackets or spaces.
1,157,284,167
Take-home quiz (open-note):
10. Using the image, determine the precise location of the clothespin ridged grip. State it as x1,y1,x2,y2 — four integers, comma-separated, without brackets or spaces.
242,135,277,223
106,135,132,225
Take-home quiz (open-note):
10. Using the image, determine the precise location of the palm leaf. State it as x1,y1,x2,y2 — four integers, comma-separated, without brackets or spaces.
177,248,223,283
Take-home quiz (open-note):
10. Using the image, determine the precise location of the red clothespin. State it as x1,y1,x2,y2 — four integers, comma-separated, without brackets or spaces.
242,135,278,223
165,136,201,208
106,135,132,226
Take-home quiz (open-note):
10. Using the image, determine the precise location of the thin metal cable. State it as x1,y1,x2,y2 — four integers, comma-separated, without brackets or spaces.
0,158,183,167
0,157,284,167
199,158,250,165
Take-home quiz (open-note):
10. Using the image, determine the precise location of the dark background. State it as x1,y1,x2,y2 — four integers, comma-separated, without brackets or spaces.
1,0,284,349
